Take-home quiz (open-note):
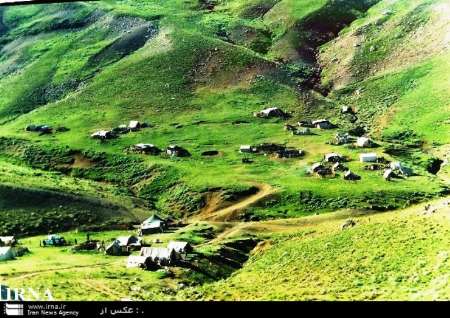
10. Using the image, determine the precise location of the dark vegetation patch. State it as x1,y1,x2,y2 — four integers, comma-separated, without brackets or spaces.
398,3,431,34
5,2,98,37
176,223,216,245
0,8,7,36
243,189,440,221
198,0,218,11
185,236,261,284
240,1,279,19
426,158,444,175
0,184,135,237
201,150,219,156
87,22,158,69
287,0,381,94
226,25,272,54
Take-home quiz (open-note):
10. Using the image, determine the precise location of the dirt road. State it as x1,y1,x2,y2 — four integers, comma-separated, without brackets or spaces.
196,184,276,222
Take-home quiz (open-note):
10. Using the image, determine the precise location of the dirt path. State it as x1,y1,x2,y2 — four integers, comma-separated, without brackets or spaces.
204,195,450,244
195,184,276,222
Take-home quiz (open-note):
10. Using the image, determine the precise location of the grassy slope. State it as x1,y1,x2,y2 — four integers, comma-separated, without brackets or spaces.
320,0,450,146
0,0,446,227
181,197,450,300
0,1,448,301
0,229,171,301
1,197,448,301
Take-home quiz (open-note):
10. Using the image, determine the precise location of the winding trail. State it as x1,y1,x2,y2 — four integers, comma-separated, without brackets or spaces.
195,184,276,222
204,194,450,244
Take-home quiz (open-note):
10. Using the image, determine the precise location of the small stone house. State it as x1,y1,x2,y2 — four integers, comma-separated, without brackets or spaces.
344,170,361,181
166,145,191,157
91,130,115,140
167,241,192,260
139,215,167,235
356,137,373,148
324,153,344,163
140,247,176,267
128,120,141,131
133,143,161,155
312,119,335,129
254,107,289,119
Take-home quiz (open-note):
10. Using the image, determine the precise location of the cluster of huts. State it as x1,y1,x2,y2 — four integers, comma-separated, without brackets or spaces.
240,143,304,159
131,144,191,158
252,106,413,182
127,241,193,270
359,153,412,180
91,120,149,140
331,132,377,148
99,213,193,271
25,124,70,135
105,235,143,256
309,153,361,180
309,151,412,181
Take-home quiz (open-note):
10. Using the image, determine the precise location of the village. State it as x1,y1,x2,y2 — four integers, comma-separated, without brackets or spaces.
0,0,447,302
0,214,195,273
24,105,414,184
0,104,420,270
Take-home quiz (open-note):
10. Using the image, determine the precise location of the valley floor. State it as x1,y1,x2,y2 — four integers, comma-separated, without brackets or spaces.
1,195,449,301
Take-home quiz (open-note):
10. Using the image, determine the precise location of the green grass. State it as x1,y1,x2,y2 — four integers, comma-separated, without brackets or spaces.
0,0,448,300
0,229,173,300
181,200,450,300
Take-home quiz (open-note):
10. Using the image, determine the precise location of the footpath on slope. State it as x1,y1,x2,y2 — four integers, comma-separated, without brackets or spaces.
193,184,276,222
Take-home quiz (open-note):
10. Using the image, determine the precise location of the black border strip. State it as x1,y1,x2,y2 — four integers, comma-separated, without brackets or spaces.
0,0,97,6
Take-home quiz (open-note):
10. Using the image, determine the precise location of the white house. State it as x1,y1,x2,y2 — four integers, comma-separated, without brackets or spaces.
253,107,288,118
167,241,192,254
324,153,343,163
126,256,148,269
239,145,256,153
0,236,16,246
0,247,15,262
356,137,371,148
312,119,335,129
91,130,114,139
128,120,141,131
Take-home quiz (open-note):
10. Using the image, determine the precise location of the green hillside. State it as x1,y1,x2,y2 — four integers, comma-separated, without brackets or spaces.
0,0,448,301
181,197,450,301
